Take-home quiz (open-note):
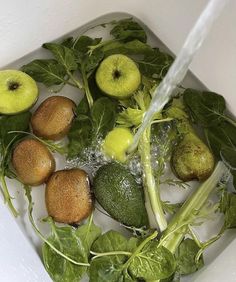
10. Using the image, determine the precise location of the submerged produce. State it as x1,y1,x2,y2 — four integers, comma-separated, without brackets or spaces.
12,138,55,186
94,163,148,228
46,169,93,224
0,70,38,114
0,17,236,282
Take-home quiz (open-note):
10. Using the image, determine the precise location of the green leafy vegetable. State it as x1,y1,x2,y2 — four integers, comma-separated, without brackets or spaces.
183,89,227,127
42,222,88,282
110,18,147,43
176,238,204,275
21,59,67,87
0,111,31,216
129,242,176,280
43,43,78,71
68,97,117,158
137,48,173,78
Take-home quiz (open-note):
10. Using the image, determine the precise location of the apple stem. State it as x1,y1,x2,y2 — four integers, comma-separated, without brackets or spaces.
0,174,19,217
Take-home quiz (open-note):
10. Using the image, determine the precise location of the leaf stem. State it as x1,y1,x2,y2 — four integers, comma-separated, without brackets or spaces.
0,174,19,217
23,185,90,267
81,65,94,109
139,126,167,231
66,70,83,89
122,231,158,270
91,251,132,260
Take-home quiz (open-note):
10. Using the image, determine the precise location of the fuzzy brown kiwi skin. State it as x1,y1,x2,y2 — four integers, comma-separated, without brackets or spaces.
45,169,93,224
12,138,55,186
31,96,76,141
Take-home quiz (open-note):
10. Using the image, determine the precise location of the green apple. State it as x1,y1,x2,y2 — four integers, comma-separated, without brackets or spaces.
0,70,38,114
103,127,134,162
96,54,141,99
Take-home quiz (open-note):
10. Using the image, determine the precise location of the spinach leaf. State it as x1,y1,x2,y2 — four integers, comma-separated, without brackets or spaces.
137,48,173,78
92,230,128,253
0,112,31,216
91,97,117,139
60,37,75,48
43,42,78,71
183,89,226,127
89,256,125,282
90,231,129,282
67,115,92,158
21,59,67,86
42,223,88,282
110,18,147,43
129,242,176,280
102,40,153,57
67,97,117,158
75,216,102,255
176,238,204,275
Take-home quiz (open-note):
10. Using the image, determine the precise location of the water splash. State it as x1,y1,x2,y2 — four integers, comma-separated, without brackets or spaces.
130,0,229,151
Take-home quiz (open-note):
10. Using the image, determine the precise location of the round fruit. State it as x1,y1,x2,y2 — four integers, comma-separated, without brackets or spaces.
45,169,93,224
12,138,55,186
0,70,38,114
31,96,76,140
103,127,134,162
96,54,141,99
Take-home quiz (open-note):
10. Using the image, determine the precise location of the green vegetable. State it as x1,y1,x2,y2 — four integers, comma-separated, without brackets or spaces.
90,231,175,282
160,162,229,254
93,163,149,228
110,18,147,43
68,97,117,158
42,221,88,282
176,238,204,275
129,241,176,280
183,89,236,184
0,111,31,216
136,48,173,79
21,59,67,87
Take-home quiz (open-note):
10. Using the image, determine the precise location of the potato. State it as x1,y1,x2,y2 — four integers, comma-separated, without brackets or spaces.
45,169,93,224
12,138,55,186
31,96,76,140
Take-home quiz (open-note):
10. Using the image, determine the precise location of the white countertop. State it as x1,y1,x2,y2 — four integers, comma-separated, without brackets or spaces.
1,1,236,281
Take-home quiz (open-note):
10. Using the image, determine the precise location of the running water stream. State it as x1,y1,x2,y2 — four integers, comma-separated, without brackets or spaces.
130,0,229,152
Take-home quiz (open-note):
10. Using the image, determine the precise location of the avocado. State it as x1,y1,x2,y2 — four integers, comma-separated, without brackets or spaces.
93,163,149,228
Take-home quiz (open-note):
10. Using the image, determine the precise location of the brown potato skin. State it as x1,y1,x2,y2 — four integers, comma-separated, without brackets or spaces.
45,169,93,224
31,96,76,141
12,138,55,186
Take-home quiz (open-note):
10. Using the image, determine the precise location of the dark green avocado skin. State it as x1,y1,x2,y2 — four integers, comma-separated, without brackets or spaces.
94,163,149,228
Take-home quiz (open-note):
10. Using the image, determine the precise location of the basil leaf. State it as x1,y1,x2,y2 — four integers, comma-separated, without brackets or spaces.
43,42,78,71
102,40,153,57
21,59,66,86
183,89,226,127
42,225,87,282
176,238,204,275
75,218,102,255
92,230,128,253
129,242,176,280
91,97,117,139
67,115,92,158
110,18,147,43
137,48,173,78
